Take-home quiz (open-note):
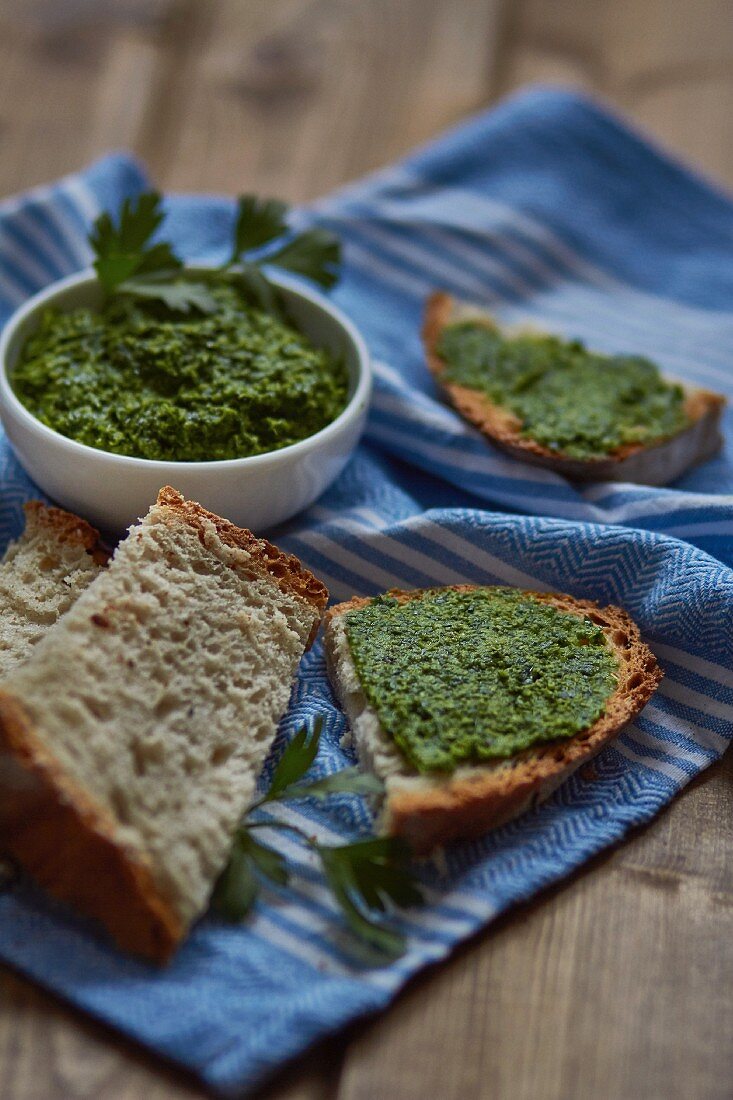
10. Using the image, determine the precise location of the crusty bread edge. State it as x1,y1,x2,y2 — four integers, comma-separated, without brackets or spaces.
0,692,182,962
23,501,108,565
324,586,663,854
156,487,327,647
423,292,726,485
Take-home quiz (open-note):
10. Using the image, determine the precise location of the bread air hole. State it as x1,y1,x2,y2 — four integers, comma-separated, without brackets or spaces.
110,787,131,824
132,743,147,777
190,559,213,576
81,694,111,721
210,743,236,766
131,738,165,776
154,693,179,720
626,672,645,690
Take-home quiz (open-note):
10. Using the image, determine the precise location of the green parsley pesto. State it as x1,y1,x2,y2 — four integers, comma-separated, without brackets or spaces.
344,587,619,774
11,281,348,462
437,322,688,460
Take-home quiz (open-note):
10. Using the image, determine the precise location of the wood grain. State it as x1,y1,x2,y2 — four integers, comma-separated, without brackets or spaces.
497,0,733,187
0,1,170,196
0,1,731,1098
338,752,733,1100
137,0,502,199
0,967,206,1100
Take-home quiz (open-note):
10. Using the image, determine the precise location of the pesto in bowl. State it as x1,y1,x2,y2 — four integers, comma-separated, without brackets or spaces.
10,279,349,462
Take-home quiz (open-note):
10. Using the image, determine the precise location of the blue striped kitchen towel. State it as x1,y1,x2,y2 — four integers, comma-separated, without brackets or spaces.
0,87,732,1096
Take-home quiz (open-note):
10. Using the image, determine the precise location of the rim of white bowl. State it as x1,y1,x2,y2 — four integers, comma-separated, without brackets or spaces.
0,266,372,470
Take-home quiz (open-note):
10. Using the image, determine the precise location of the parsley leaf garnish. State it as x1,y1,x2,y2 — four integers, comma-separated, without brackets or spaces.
88,191,217,313
318,838,422,956
286,767,384,801
88,190,342,316
213,838,260,920
89,192,180,291
234,262,281,315
212,832,291,921
225,195,342,308
212,717,422,958
264,716,323,798
229,195,289,261
116,273,218,314
263,228,341,289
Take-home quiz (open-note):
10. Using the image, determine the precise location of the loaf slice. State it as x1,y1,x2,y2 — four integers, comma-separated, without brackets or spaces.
0,486,327,962
325,586,661,854
424,292,725,486
0,502,105,678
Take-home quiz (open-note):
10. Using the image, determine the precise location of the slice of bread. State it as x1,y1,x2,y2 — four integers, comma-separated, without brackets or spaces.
424,292,725,486
0,502,105,678
324,586,662,854
0,487,327,962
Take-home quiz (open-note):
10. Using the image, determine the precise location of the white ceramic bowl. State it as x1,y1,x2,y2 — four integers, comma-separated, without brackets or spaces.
0,267,371,532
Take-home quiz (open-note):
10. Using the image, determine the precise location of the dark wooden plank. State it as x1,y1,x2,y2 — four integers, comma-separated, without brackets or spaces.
0,967,206,1100
337,751,733,1100
0,961,340,1099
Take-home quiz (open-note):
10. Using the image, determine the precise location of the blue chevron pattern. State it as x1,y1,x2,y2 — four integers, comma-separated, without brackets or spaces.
0,90,732,1096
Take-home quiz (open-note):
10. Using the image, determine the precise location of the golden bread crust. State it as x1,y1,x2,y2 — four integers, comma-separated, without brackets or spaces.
0,692,182,962
325,585,662,854
23,501,108,565
423,292,725,484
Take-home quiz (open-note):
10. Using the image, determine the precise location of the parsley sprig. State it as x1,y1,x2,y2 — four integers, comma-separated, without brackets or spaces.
88,191,341,316
212,717,422,958
89,193,218,313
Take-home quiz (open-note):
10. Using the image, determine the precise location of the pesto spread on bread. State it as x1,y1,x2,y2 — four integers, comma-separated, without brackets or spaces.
11,281,348,462
437,321,689,460
343,588,619,773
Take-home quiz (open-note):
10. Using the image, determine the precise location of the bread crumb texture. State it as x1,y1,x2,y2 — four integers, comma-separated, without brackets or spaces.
0,488,325,961
0,502,104,679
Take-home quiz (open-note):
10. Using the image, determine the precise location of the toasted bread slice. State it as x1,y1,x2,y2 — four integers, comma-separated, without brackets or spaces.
0,487,327,962
0,502,106,678
325,586,661,854
424,292,725,485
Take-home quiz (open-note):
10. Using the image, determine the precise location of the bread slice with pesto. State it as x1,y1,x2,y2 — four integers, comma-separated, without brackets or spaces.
424,292,725,486
0,487,327,962
0,501,106,678
324,585,661,854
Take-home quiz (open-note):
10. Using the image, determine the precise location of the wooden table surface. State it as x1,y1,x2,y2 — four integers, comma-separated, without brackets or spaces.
0,2,731,1098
